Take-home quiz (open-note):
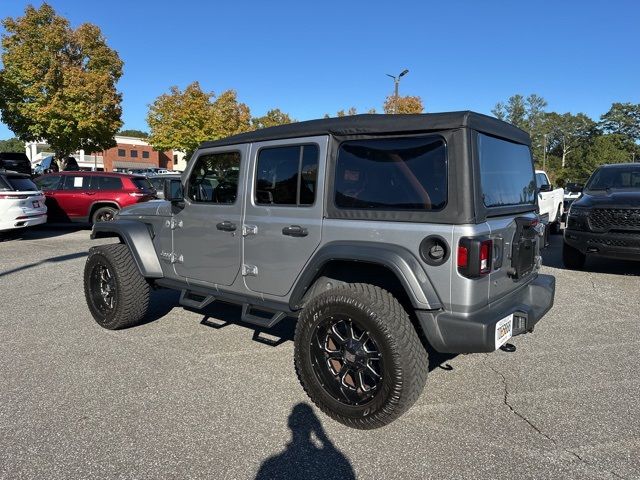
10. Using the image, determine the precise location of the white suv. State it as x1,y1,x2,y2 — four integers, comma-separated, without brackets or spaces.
0,170,47,232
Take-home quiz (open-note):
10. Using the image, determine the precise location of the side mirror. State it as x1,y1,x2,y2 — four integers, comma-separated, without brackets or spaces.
539,184,553,193
164,178,183,202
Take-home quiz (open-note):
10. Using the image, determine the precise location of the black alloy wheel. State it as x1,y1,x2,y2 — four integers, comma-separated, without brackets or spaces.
311,315,383,406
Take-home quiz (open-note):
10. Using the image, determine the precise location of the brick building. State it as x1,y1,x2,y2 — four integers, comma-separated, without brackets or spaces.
104,135,173,172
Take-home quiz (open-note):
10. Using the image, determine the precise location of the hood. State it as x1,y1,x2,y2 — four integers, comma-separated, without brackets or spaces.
574,190,640,209
118,202,162,217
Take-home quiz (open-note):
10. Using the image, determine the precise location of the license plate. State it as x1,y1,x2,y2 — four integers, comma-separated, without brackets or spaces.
495,314,513,349
32,201,40,208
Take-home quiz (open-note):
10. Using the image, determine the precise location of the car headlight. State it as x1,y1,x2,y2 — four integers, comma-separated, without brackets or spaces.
568,206,588,218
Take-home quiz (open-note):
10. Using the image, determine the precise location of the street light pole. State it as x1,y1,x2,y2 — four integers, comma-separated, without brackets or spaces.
386,69,409,114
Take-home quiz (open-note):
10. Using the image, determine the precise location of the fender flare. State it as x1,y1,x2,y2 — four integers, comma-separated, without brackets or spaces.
289,241,442,311
91,219,163,278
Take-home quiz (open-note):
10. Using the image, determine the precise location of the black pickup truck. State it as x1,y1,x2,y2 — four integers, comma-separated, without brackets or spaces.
563,163,640,268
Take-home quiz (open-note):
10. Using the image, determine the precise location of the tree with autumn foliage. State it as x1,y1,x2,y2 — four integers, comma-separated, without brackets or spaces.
0,4,123,168
383,95,424,114
147,82,251,158
251,108,294,130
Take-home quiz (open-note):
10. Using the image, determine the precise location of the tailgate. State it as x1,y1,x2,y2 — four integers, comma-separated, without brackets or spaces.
487,214,542,303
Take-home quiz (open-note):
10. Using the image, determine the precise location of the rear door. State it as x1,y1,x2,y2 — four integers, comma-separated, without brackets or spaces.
242,136,327,296
172,147,247,286
476,133,539,304
56,174,95,219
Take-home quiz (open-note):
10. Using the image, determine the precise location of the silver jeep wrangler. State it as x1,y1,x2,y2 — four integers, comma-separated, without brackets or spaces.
84,112,555,429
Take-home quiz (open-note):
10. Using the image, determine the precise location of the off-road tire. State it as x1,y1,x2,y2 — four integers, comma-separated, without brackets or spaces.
84,243,150,329
294,283,429,429
92,206,118,224
562,241,586,270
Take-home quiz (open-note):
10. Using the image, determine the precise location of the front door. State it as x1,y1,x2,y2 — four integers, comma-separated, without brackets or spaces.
56,174,95,220
243,136,327,297
172,147,247,286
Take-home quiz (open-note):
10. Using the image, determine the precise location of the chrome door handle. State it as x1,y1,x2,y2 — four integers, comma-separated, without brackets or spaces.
216,221,237,232
282,225,308,237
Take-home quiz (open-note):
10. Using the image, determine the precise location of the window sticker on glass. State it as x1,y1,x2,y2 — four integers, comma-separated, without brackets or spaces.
73,177,83,187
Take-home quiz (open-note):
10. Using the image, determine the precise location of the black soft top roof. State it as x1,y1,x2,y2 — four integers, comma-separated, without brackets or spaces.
199,111,530,149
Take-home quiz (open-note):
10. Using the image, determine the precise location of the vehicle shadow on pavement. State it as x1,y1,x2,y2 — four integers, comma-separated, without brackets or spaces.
543,233,640,276
255,403,355,480
0,224,88,242
0,251,87,278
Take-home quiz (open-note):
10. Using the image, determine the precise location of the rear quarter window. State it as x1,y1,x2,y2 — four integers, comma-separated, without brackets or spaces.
334,136,447,211
94,176,123,190
131,177,153,190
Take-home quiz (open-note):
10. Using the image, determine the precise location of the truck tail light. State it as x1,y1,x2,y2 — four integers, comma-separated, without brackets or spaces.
458,237,493,278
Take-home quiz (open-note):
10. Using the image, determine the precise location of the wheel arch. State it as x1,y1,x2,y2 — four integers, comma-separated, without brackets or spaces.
91,219,163,278
289,241,442,312
89,201,120,221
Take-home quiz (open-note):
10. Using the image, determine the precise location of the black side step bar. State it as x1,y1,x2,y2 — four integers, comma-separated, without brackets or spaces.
179,290,216,310
241,304,287,329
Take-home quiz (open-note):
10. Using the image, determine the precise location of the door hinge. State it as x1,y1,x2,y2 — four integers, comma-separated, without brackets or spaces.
160,251,183,264
242,224,258,236
164,219,183,230
242,264,258,276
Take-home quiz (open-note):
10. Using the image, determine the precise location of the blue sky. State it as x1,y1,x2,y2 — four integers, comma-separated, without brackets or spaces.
1,0,639,140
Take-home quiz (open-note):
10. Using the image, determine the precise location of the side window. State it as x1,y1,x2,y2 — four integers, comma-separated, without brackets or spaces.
255,144,319,206
118,149,125,157
131,150,138,158
335,137,447,211
142,151,150,159
187,152,240,204
35,175,62,191
62,175,91,190
94,176,123,190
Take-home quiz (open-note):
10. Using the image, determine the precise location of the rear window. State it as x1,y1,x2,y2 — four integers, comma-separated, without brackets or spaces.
8,177,38,191
149,177,165,190
132,177,153,191
0,176,12,191
94,176,123,190
478,134,536,207
335,136,447,211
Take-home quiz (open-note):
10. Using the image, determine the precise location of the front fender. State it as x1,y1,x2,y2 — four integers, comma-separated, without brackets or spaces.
91,219,163,278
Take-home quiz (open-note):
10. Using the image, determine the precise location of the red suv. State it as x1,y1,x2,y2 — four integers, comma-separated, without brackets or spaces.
34,172,156,223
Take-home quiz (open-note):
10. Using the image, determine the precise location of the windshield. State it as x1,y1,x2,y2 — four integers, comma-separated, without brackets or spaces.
0,176,12,191
478,133,536,207
585,165,640,192
8,177,38,191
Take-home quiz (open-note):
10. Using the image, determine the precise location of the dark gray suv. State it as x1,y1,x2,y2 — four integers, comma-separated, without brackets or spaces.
83,112,555,429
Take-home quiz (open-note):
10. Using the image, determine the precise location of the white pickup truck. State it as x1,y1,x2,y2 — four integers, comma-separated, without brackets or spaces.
535,170,564,237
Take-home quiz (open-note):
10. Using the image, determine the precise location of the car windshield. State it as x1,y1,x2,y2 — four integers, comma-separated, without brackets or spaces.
8,177,38,191
585,165,640,192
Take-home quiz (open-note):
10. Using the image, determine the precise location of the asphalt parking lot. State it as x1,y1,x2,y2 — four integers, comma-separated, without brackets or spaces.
1,227,639,480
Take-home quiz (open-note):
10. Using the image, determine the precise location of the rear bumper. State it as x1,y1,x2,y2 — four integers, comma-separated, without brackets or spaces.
0,213,47,231
564,229,640,261
416,274,556,354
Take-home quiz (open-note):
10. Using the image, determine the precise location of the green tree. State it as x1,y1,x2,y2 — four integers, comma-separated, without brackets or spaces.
251,108,294,130
0,137,24,153
544,112,596,168
383,95,424,114
600,102,640,142
147,82,251,159
119,129,149,138
568,134,635,181
0,4,123,168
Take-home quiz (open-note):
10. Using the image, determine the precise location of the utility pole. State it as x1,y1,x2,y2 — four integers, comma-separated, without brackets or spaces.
385,69,409,114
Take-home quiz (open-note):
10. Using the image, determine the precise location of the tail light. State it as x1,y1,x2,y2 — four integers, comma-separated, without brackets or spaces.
0,194,29,199
458,237,493,278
